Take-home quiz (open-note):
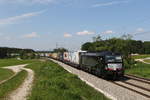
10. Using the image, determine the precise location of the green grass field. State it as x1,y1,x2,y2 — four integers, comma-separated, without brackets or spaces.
128,54,150,78
0,58,35,84
0,58,35,68
0,68,14,82
0,70,27,99
27,60,109,100
132,54,150,59
144,59,150,63
1,58,149,99
126,62,150,78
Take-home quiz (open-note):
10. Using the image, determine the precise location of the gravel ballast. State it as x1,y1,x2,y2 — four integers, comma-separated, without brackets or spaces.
51,59,149,100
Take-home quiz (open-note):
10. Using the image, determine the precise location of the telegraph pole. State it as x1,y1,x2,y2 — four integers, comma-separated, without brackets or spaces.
56,42,58,49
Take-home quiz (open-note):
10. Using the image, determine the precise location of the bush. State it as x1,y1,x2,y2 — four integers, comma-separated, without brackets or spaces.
20,53,39,59
124,57,136,69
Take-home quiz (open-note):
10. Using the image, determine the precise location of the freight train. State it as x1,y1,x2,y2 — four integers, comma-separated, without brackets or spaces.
49,51,124,79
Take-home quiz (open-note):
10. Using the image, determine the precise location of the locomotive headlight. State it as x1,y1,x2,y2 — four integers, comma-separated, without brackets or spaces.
105,66,108,70
107,63,122,70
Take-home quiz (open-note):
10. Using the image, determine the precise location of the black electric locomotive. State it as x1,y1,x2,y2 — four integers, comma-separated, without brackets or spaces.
79,51,124,78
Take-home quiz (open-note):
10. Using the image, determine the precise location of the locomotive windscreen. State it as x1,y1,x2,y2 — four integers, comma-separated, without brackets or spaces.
105,55,122,63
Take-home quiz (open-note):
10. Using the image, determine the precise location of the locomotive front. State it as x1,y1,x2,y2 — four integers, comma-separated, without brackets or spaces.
104,55,124,78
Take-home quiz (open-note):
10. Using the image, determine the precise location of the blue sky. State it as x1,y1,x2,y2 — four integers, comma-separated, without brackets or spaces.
0,0,150,51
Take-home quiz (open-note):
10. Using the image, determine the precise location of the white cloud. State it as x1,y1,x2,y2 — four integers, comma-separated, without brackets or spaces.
92,1,129,7
0,0,56,4
77,30,95,35
23,32,39,38
130,28,145,35
64,33,72,38
102,30,114,34
128,28,146,35
30,0,55,4
136,28,144,32
4,36,11,41
0,10,44,25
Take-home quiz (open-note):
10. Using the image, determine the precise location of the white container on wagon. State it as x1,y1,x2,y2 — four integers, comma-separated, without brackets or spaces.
70,50,86,64
63,52,69,61
63,52,72,62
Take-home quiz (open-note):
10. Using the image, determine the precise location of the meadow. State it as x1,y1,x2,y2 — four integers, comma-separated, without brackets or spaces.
132,54,150,59
0,58,149,100
0,69,14,82
126,62,150,78
144,59,150,63
0,70,27,99
0,58,35,83
0,58,35,99
0,59,35,67
27,60,109,100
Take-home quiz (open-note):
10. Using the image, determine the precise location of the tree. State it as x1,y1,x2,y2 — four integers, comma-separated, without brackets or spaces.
92,35,102,42
143,41,150,54
0,47,35,59
81,42,94,51
53,48,68,53
121,34,133,40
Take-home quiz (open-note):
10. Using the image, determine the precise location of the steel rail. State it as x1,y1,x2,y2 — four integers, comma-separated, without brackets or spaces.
125,74,150,84
121,81,150,92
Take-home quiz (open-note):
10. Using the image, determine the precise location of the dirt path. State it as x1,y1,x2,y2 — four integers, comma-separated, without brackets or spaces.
3,64,34,100
4,64,28,73
0,65,27,85
135,59,150,64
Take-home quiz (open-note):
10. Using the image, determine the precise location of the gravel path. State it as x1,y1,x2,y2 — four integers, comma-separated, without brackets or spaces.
135,59,150,64
3,64,34,100
0,65,27,85
51,59,149,100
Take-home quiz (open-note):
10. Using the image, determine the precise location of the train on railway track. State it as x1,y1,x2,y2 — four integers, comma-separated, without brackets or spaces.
49,51,124,79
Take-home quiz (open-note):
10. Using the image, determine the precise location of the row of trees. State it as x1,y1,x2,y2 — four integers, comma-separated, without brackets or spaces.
81,35,150,68
0,47,36,59
52,48,68,53
82,35,150,55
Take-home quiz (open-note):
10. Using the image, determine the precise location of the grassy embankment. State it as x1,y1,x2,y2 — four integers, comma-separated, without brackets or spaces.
27,60,109,100
0,69,14,82
0,58,36,99
0,59,35,82
0,70,27,99
132,54,150,59
144,59,150,63
126,55,150,78
0,58,35,67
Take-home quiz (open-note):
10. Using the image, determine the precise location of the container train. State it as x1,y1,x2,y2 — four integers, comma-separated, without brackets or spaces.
49,51,124,79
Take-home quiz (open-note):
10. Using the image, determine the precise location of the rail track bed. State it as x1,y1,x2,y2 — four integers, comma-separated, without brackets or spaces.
125,74,150,83
110,77,150,98
50,58,150,100
114,74,150,98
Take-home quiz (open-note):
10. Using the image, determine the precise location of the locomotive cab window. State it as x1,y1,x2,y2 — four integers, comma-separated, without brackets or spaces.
105,55,122,63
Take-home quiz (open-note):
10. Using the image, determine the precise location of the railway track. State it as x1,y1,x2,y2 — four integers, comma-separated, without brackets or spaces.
70,64,150,98
111,81,150,98
125,74,150,84
110,74,150,98
49,58,150,99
